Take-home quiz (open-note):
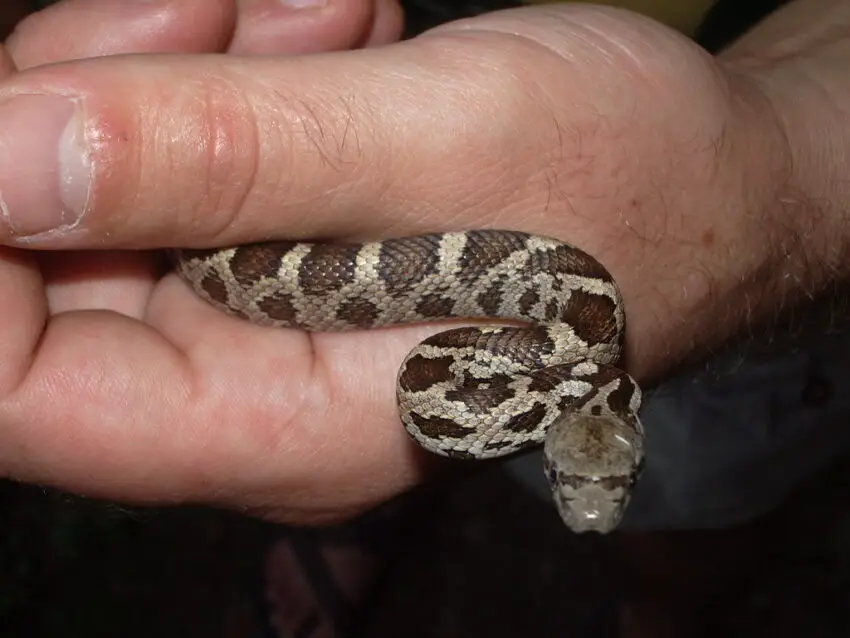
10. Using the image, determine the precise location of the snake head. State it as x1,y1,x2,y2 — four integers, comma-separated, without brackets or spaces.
543,412,644,534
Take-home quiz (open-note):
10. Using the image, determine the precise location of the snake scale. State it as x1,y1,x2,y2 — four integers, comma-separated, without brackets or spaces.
171,229,645,533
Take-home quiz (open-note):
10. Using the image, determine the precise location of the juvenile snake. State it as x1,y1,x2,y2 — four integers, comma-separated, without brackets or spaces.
171,230,644,533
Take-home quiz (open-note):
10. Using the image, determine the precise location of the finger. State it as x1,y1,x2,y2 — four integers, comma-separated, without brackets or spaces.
0,44,15,75
7,1,239,323
0,247,45,395
0,266,428,521
0,40,543,248
41,250,161,317
7,0,238,69
0,49,41,394
365,0,404,46
230,0,402,54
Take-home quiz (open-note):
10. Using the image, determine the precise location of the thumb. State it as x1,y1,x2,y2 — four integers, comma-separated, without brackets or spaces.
0,29,560,249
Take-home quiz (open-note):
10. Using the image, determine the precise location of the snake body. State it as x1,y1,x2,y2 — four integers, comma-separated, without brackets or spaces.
172,230,644,533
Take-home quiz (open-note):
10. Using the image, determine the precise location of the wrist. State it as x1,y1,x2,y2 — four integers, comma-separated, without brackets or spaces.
717,0,850,294
719,59,850,301
621,66,798,381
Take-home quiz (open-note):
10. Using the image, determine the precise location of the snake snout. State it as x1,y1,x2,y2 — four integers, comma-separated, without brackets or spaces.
548,478,630,534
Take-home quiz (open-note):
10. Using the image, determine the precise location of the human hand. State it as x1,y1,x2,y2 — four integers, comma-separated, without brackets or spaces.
0,0,405,522
0,4,822,524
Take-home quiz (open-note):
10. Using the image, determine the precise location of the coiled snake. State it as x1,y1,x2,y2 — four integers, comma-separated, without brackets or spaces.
171,230,644,533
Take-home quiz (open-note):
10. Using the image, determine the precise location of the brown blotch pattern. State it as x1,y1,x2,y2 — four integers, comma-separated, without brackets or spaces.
518,289,540,315
487,327,555,367
409,413,471,439
422,327,482,349
445,449,475,460
230,242,297,288
476,279,504,316
566,387,601,414
336,298,379,327
377,235,441,295
504,402,548,433
560,290,619,345
416,294,456,318
399,355,456,393
605,375,639,419
527,365,578,393
257,292,299,323
459,230,527,274
200,271,228,304
484,439,521,453
464,373,513,389
557,394,577,413
298,244,362,295
524,244,611,282
445,386,516,414
426,326,555,367
578,365,625,392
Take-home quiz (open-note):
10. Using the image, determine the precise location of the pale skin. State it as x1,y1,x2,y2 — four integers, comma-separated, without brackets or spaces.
0,0,847,526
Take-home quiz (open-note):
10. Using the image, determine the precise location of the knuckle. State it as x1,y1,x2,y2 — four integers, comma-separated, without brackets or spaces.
178,74,262,246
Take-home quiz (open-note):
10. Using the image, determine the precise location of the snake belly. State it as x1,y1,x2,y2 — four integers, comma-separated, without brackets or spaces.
171,229,645,533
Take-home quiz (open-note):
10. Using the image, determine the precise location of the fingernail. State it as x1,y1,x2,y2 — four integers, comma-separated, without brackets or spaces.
0,94,91,239
279,0,327,8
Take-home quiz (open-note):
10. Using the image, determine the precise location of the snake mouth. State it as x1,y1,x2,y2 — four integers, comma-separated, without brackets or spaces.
554,500,626,534
549,482,629,534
